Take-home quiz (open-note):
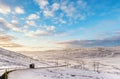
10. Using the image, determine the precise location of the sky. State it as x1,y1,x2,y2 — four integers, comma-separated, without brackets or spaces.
0,0,120,51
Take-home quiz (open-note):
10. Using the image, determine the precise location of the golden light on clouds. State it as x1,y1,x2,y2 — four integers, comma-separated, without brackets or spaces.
0,34,22,49
0,34,65,51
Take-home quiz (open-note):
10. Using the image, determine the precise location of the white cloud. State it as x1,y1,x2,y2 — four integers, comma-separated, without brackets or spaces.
42,3,60,17
61,3,76,17
23,25,29,29
11,20,19,25
42,3,59,17
43,9,54,17
46,26,55,31
77,0,87,9
14,7,25,14
0,3,11,14
58,18,66,24
52,3,60,11
25,25,56,37
53,16,67,24
27,14,40,20
26,29,49,37
35,0,59,17
0,17,57,37
34,0,88,23
0,17,22,32
35,0,48,9
26,20,36,26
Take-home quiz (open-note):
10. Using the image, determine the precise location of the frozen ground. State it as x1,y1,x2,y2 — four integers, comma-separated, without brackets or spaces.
18,47,120,73
1,47,120,79
8,68,120,79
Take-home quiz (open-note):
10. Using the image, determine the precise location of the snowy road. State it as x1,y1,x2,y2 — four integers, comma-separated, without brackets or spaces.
7,67,120,79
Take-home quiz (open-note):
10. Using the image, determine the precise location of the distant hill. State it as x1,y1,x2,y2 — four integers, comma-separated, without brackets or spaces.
19,47,120,60
55,47,120,58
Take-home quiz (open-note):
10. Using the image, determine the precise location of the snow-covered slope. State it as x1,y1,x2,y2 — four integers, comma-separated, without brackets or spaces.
0,48,48,69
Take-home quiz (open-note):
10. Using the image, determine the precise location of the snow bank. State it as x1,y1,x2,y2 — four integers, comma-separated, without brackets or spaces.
8,68,120,79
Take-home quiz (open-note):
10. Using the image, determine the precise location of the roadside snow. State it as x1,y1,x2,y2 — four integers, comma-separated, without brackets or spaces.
8,68,120,79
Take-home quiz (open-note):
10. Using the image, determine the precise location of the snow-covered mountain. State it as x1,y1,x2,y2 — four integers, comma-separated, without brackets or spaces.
0,48,47,68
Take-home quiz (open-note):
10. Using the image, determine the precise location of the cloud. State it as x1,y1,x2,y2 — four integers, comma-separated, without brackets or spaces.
53,17,66,24
0,28,6,33
11,20,19,25
26,20,36,26
14,7,25,14
52,3,60,11
77,0,87,8
35,0,48,9
46,26,55,31
25,26,56,37
34,0,88,26
26,29,49,37
42,3,59,17
0,3,11,14
0,17,22,32
0,17,57,37
27,14,40,20
43,9,54,17
60,2,76,17
0,34,22,48
0,34,14,41
35,0,56,17
58,36,120,48
0,42,22,48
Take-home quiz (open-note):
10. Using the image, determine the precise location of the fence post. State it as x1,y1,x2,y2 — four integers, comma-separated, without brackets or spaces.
5,69,8,79
96,62,100,72
93,62,100,72
93,62,96,72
